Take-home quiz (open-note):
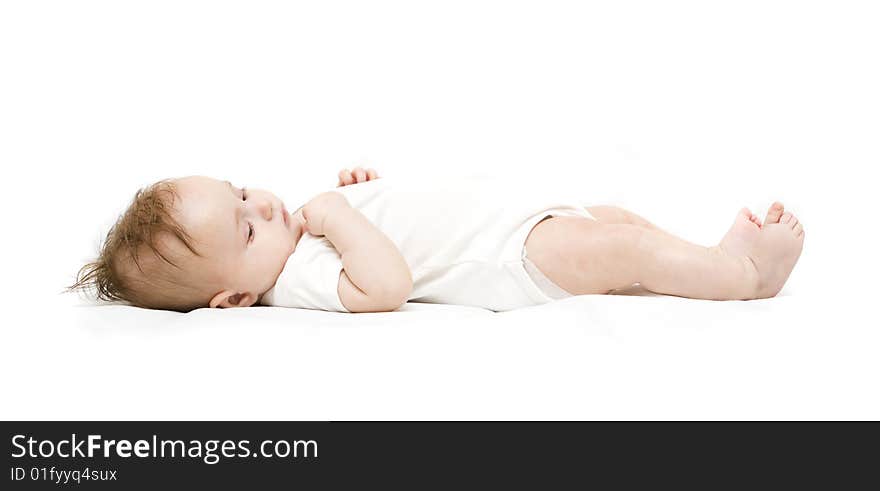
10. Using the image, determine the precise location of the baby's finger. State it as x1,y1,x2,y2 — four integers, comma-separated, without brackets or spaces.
353,167,367,183
337,169,354,187
366,168,379,180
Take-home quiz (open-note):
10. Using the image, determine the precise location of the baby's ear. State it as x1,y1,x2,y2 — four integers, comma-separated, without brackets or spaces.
209,290,256,308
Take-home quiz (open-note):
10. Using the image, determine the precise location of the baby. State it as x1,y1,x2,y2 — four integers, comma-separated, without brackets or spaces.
69,168,804,312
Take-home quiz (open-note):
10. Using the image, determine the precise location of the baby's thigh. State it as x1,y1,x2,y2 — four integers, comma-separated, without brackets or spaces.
524,216,644,295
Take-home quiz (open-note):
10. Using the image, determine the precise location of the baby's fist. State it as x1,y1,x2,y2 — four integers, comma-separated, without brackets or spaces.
337,167,379,187
302,191,349,237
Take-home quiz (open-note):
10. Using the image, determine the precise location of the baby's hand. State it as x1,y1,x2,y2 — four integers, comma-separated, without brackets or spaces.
337,167,379,187
302,191,350,237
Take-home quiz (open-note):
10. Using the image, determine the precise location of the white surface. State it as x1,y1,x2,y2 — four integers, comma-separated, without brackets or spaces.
8,286,878,420
1,1,878,420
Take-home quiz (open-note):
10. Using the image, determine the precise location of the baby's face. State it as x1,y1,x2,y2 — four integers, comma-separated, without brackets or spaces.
173,176,305,307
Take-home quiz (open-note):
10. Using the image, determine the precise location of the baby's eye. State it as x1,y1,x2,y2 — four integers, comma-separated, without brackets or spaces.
247,223,255,243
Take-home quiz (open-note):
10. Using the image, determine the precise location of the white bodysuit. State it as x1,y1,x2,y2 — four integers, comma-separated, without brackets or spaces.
260,176,595,312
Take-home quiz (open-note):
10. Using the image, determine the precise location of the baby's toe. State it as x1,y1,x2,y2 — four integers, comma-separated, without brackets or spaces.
780,212,793,224
765,201,785,225
749,213,762,227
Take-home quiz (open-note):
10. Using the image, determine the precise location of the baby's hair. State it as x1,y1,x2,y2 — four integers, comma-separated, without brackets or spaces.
67,179,205,311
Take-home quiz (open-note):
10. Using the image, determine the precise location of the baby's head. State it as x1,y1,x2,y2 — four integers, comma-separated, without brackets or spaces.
70,176,304,311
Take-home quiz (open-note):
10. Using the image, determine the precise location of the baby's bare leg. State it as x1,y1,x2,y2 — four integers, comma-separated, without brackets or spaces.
525,216,759,300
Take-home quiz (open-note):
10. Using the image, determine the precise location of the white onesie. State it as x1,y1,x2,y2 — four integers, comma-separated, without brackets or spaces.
260,176,595,312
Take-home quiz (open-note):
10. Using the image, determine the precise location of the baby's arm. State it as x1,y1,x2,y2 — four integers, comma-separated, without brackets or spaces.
301,192,412,312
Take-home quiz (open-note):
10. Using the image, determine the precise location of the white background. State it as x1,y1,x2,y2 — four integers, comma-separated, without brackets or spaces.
1,1,877,420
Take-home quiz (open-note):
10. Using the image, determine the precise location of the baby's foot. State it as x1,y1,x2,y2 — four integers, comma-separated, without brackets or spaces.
718,207,763,258
718,202,805,298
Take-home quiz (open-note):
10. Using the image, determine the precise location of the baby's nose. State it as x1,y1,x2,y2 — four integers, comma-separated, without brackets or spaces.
257,200,273,220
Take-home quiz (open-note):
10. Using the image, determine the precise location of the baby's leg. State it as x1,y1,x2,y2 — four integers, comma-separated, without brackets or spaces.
525,203,803,300
526,217,757,300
